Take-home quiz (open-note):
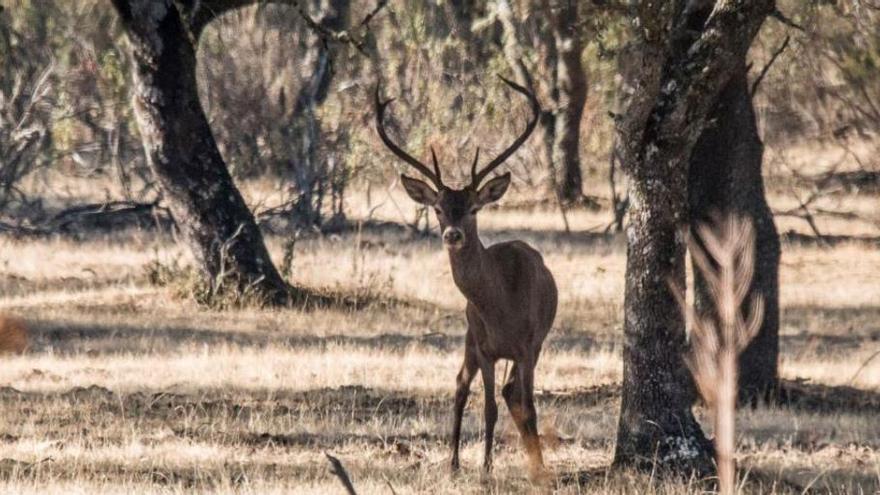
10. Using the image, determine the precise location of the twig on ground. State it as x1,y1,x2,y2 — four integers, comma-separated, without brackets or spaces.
325,452,358,495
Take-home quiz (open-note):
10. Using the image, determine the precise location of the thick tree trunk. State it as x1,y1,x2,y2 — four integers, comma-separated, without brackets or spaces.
611,0,775,473
549,1,586,204
111,1,289,303
689,61,781,401
614,164,714,471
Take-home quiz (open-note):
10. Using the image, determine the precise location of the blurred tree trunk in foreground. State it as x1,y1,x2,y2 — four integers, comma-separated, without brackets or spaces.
613,0,774,473
110,0,289,303
689,60,781,402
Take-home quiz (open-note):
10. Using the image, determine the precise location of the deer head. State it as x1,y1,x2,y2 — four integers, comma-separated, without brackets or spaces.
375,76,540,251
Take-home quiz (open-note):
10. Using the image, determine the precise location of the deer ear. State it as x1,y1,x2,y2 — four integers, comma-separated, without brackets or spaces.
475,172,511,207
401,174,438,206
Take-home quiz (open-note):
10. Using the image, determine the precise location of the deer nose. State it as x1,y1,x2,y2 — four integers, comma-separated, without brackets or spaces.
442,228,464,246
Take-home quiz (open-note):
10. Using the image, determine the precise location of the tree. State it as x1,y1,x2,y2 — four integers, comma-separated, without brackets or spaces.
689,60,781,401
612,0,775,472
109,0,291,303
547,0,587,204
0,5,53,214
284,0,350,227
496,0,587,203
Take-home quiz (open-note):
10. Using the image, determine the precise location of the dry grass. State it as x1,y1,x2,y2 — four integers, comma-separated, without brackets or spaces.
1,151,879,493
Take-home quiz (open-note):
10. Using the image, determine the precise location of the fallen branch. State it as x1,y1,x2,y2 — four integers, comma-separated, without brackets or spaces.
0,200,174,238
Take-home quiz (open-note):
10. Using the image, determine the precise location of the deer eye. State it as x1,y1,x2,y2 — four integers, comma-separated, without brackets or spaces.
433,207,442,215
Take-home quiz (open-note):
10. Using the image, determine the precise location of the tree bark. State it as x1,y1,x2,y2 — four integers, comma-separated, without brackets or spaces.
615,165,714,471
688,61,781,401
497,0,587,203
286,0,349,227
111,0,289,303
549,0,586,204
612,0,775,472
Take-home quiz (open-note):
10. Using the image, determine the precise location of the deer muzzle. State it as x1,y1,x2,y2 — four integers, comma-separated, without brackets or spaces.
442,227,465,249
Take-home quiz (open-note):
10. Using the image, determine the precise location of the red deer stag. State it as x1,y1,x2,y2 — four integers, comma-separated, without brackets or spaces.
375,76,557,479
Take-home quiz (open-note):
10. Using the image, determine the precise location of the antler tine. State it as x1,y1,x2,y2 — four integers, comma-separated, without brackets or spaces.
375,85,443,189
470,147,480,183
430,146,442,185
471,74,540,188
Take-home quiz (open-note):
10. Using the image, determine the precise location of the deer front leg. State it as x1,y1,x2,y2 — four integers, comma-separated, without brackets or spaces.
451,336,478,472
479,358,497,473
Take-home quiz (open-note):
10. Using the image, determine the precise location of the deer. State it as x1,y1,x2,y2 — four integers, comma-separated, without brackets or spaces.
375,76,558,479
0,314,29,354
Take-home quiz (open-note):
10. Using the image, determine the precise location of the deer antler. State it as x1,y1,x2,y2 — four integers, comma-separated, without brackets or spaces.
375,86,444,189
470,75,540,188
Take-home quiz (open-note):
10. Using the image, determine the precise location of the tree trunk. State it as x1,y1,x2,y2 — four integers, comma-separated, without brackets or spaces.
614,164,714,471
496,0,556,191
286,0,349,227
111,1,289,303
611,0,775,473
549,1,586,204
688,61,781,401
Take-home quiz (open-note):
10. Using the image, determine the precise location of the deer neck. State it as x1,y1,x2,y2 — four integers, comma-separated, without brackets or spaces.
447,237,493,306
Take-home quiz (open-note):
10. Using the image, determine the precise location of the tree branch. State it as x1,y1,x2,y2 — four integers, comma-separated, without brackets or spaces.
190,0,387,49
770,8,805,31
750,35,790,98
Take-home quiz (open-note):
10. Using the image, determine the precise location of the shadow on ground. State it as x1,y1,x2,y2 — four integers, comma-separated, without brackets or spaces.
23,318,621,355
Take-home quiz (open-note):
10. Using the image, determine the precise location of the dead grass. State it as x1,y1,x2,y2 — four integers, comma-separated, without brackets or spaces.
1,150,879,493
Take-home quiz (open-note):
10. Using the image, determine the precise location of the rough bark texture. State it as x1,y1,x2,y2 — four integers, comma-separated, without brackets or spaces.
549,0,586,203
612,0,775,472
111,0,289,303
689,61,781,401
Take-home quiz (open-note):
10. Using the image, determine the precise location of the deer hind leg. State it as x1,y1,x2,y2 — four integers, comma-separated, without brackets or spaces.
451,337,478,472
501,362,529,439
516,358,546,480
479,358,497,473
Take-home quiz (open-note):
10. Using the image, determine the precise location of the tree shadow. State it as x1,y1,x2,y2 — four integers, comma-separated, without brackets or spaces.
773,379,880,415
781,230,880,247
23,317,616,356
555,464,813,494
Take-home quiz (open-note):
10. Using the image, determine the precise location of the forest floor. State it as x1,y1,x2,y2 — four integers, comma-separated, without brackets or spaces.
1,147,879,494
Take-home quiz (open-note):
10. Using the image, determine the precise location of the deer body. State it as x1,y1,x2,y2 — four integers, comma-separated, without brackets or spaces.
375,76,557,478
0,314,29,354
452,240,556,361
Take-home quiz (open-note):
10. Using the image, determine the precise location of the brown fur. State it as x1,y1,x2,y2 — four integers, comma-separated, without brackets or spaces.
0,314,29,354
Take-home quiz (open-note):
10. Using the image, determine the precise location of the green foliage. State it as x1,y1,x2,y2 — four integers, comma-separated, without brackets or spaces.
5,0,878,219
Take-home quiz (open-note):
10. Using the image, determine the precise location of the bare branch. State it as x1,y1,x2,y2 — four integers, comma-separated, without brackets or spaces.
770,8,805,31
750,36,791,98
